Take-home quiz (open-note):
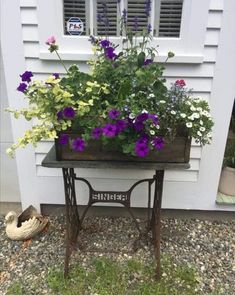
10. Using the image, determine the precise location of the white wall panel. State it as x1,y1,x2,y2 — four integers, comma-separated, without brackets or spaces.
22,25,39,42
20,8,38,25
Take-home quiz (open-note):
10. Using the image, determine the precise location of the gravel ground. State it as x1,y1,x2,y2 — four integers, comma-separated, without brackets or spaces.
0,215,234,294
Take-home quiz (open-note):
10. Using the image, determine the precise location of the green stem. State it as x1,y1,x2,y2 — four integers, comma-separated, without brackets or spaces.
55,50,68,74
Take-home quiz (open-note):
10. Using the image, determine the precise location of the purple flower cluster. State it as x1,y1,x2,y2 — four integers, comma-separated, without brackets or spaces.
72,137,85,152
108,109,120,119
105,46,117,60
153,137,165,149
17,71,34,93
100,39,110,48
135,142,150,157
57,107,76,120
59,134,69,145
144,59,153,66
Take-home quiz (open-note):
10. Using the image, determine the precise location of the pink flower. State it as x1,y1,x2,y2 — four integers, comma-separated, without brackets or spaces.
175,79,186,87
45,36,56,45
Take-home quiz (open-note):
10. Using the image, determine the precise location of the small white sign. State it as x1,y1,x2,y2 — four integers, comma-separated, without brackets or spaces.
67,17,84,35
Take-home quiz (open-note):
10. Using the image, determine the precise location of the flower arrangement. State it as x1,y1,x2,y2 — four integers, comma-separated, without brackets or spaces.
7,3,213,158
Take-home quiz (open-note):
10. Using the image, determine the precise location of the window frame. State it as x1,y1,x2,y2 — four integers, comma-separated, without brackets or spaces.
38,0,210,64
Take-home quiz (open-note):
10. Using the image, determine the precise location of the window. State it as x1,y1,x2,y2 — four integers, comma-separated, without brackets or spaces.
63,0,183,38
38,0,209,63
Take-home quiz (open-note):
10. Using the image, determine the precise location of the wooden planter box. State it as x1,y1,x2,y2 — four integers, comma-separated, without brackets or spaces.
55,135,191,163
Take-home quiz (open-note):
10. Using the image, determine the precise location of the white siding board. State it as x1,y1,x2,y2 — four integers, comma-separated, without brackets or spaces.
24,42,40,58
204,29,220,46
204,46,217,62
36,166,198,182
22,25,39,42
20,0,37,7
209,0,223,11
20,8,38,25
207,11,222,29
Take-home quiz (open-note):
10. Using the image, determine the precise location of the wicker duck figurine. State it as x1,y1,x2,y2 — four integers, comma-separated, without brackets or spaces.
5,205,49,241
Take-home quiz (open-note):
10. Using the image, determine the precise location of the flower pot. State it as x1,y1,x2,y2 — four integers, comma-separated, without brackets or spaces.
218,166,235,196
55,135,191,163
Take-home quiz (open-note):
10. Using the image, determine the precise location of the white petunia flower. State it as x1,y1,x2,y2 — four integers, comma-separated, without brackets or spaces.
186,101,192,106
159,100,166,104
200,127,206,132
180,113,186,118
186,122,193,128
188,115,195,121
142,109,148,113
197,131,202,136
129,113,135,119
130,94,135,97
197,107,203,112
171,110,176,115
200,120,204,125
150,130,155,135
149,93,155,98
190,106,196,111
193,112,200,119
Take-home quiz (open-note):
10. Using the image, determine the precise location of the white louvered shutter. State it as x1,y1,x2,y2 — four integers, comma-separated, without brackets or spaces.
63,0,89,35
127,0,149,33
156,0,183,37
95,0,118,36
63,0,184,38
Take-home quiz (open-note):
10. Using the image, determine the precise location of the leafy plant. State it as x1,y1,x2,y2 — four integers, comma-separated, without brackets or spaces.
223,136,235,168
7,2,214,158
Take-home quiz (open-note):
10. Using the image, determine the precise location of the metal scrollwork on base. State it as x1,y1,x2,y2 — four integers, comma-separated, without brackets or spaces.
62,168,164,281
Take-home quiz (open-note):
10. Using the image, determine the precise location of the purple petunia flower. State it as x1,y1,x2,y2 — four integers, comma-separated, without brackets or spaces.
115,119,127,134
153,137,165,150
17,83,28,93
72,137,85,152
57,110,63,120
108,109,120,119
149,114,159,125
136,113,149,122
103,124,117,137
105,47,117,60
135,142,150,157
20,71,33,83
137,134,149,145
134,121,144,131
144,59,153,66
100,39,110,48
92,127,103,139
63,107,75,119
59,134,69,145
53,73,60,79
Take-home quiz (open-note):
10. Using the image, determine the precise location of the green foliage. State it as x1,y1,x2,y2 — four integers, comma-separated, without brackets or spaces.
223,136,235,168
6,281,23,295
46,256,201,295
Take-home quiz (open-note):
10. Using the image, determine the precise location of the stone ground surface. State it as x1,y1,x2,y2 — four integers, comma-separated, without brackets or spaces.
0,215,234,295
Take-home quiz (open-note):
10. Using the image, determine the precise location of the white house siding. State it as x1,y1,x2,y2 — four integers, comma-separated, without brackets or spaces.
0,49,21,203
1,0,235,211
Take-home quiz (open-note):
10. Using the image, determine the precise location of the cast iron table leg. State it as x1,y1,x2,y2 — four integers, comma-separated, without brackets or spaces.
152,170,164,280
62,168,80,277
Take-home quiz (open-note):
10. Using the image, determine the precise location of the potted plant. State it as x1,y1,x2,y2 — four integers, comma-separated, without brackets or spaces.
218,136,235,196
6,7,213,162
